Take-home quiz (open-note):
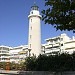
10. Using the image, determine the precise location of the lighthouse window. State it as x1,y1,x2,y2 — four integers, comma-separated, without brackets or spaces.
30,44,31,48
31,27,32,30
30,35,32,39
31,19,32,22
31,11,33,14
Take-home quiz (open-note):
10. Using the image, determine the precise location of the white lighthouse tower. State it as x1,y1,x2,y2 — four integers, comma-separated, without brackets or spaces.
28,3,41,57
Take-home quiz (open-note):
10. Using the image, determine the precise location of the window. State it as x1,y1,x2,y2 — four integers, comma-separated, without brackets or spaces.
31,19,32,22
31,11,33,14
30,44,31,48
31,27,32,30
30,35,32,39
61,44,63,46
60,38,63,41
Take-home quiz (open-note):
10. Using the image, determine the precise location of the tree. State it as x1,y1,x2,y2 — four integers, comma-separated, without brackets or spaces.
35,54,50,71
10,62,19,70
24,52,75,71
0,62,6,70
71,52,75,70
24,57,36,71
42,0,75,32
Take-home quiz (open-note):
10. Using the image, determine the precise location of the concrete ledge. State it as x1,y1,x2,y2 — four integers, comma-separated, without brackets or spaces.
0,70,75,75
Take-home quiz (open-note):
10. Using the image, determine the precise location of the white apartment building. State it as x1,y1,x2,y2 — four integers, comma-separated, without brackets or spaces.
0,45,28,63
0,33,75,63
0,45,11,62
9,45,28,63
44,33,75,55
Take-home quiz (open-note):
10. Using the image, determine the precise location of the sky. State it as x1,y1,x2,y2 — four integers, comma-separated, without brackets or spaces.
0,0,75,47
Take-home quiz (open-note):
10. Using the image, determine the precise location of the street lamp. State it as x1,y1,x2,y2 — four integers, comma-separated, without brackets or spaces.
28,49,31,57
43,46,45,54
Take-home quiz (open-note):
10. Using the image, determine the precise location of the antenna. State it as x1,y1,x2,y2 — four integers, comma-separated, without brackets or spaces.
34,0,36,5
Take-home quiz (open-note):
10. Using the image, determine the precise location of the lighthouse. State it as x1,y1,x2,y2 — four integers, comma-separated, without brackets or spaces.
28,3,41,57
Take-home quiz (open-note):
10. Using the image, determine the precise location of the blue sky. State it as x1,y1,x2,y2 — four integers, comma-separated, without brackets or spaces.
0,0,74,47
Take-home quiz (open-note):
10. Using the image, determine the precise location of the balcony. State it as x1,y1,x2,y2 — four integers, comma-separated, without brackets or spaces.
0,56,9,58
0,60,10,62
0,53,9,55
45,44,52,49
45,48,60,54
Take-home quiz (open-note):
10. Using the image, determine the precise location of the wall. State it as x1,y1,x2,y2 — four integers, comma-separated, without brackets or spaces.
18,71,75,75
1,71,75,75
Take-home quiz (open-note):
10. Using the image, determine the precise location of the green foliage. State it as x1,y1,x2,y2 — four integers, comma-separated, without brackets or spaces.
19,62,26,70
42,0,75,32
35,55,49,71
25,57,36,71
0,62,6,70
10,62,26,70
25,52,75,71
0,62,26,70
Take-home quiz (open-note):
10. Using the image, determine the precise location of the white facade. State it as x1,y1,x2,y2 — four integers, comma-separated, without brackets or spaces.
0,33,75,63
0,45,11,62
44,33,75,55
0,45,28,63
28,4,41,57
9,45,28,63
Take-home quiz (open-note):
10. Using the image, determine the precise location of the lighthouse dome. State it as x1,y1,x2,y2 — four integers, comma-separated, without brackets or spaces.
31,4,39,11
